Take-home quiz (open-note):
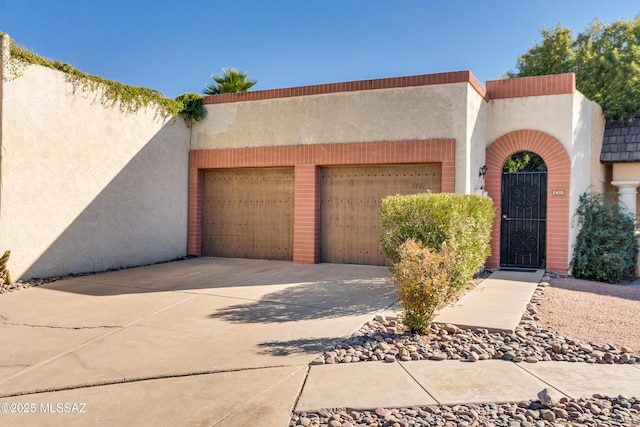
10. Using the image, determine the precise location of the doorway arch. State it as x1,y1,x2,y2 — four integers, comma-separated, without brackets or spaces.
485,130,571,273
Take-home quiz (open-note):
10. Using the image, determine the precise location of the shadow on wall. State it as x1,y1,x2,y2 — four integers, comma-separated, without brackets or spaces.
18,121,190,280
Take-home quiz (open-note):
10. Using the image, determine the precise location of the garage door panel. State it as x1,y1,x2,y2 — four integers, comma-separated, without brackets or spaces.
320,164,442,265
202,168,294,261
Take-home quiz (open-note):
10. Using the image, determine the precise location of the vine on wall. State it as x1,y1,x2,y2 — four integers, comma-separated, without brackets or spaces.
2,34,203,121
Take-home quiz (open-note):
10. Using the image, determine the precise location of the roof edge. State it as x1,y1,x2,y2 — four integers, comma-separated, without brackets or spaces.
203,70,487,105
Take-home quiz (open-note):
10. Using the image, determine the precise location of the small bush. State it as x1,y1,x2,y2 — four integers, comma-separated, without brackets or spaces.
380,192,495,294
394,239,454,333
175,93,207,124
571,191,638,283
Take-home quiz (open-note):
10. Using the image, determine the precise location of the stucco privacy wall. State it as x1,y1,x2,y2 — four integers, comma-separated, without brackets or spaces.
0,35,190,280
485,74,606,273
194,71,487,194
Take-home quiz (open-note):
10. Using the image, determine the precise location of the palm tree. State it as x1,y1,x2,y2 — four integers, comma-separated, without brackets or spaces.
203,68,257,95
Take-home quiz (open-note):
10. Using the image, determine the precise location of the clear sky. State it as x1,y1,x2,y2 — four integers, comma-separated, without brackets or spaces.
1,1,638,99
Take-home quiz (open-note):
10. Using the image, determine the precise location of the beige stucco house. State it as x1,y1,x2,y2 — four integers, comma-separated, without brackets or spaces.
188,72,606,275
0,33,622,280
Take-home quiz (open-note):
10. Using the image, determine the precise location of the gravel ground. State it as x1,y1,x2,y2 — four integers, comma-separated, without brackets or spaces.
537,277,640,353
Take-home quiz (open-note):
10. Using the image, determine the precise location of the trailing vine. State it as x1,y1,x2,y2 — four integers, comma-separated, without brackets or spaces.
3,34,186,119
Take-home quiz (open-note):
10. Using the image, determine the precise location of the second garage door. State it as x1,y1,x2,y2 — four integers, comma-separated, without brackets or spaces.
202,167,294,261
320,163,442,265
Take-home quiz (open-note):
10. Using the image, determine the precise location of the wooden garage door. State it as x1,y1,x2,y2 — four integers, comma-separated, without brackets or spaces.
320,163,442,265
202,168,294,260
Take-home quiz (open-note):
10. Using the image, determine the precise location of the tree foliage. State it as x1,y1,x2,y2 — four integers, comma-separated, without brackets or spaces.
507,15,640,120
203,68,257,95
506,25,575,78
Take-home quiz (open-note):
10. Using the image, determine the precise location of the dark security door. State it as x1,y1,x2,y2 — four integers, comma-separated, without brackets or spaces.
500,171,547,268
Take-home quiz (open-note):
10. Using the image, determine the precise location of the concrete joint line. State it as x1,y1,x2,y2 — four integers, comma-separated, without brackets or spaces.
0,364,310,399
290,365,312,414
211,365,308,426
512,362,571,399
0,293,200,386
1,321,121,330
397,361,440,404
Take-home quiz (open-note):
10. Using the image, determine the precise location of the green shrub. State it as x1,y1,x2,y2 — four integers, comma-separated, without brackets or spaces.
394,239,454,333
571,191,638,283
380,192,495,294
175,93,207,125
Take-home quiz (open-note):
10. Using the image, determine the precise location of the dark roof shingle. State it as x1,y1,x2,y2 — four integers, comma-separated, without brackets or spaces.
601,116,640,163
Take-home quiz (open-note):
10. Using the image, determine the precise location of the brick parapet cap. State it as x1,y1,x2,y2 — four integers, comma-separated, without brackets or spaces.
486,73,575,99
204,70,488,104
203,72,577,105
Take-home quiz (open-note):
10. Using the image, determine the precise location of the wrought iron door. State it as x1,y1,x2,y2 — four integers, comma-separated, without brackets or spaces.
500,172,547,268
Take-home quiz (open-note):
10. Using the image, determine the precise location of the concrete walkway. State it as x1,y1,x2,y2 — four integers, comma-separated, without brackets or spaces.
297,359,640,412
296,268,640,413
434,268,544,332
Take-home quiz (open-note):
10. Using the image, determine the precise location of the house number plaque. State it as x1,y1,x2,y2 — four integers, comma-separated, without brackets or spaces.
552,189,565,196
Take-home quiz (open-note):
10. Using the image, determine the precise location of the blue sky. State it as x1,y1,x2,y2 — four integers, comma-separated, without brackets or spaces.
1,1,638,99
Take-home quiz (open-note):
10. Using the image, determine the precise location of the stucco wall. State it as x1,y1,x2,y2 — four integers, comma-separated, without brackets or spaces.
612,163,640,181
0,49,190,279
466,86,487,193
568,93,600,265
588,101,606,191
193,82,479,193
486,94,574,152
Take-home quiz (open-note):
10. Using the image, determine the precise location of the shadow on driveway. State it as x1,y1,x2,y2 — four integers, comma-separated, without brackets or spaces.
208,277,396,323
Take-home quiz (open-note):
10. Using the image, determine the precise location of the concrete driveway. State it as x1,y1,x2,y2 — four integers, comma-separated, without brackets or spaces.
0,257,395,426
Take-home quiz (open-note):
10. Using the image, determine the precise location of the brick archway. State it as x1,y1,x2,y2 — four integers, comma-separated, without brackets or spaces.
485,130,571,273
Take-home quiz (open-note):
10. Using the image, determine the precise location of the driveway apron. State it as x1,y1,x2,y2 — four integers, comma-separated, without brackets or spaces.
0,257,396,426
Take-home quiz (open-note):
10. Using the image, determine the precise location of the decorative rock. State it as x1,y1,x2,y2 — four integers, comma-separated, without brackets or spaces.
374,407,387,416
442,324,459,334
291,396,640,427
537,389,557,407
310,355,325,365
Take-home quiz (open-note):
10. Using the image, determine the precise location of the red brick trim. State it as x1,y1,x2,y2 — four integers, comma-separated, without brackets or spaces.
485,130,571,274
188,139,456,260
486,74,575,99
204,71,487,104
293,165,320,264
187,168,203,255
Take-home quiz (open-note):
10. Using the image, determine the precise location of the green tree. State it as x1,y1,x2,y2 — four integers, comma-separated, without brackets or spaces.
203,68,257,95
505,25,575,78
507,15,640,120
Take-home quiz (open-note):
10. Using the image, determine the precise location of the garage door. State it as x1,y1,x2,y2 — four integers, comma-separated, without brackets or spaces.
320,163,442,265
202,168,294,260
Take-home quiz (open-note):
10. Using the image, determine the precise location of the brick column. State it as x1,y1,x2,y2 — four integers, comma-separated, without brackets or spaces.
293,165,320,263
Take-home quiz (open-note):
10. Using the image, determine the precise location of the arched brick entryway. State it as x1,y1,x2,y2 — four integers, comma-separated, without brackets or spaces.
485,130,571,274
